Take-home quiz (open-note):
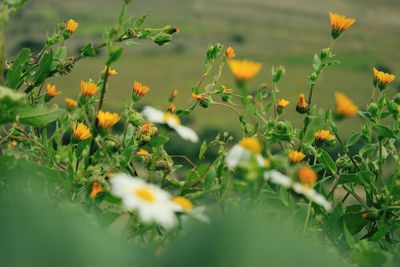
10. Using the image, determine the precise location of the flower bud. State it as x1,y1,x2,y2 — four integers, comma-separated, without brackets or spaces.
368,103,378,117
296,93,309,114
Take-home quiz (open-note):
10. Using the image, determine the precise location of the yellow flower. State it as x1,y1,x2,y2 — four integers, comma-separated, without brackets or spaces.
288,150,305,163
65,98,78,109
314,130,335,141
137,123,155,134
329,12,355,39
46,84,61,97
132,81,150,101
297,166,317,188
373,67,396,90
97,111,121,128
335,92,358,117
80,80,98,97
238,137,262,154
66,19,78,33
90,182,102,199
106,67,118,76
136,149,150,157
225,47,235,59
172,196,193,212
296,93,309,114
278,99,290,108
72,122,92,141
228,59,262,80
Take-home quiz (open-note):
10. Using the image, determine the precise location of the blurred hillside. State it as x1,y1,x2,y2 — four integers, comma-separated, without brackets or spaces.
5,0,400,135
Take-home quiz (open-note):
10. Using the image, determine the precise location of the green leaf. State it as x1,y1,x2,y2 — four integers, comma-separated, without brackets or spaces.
149,135,169,147
17,105,65,127
346,132,362,147
338,172,373,186
312,54,321,70
132,14,148,28
199,140,207,160
372,124,395,139
81,43,96,57
107,46,123,65
0,85,26,124
7,48,30,89
33,50,53,86
317,148,337,173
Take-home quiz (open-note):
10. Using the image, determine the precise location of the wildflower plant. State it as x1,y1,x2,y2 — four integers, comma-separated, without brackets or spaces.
1,1,400,266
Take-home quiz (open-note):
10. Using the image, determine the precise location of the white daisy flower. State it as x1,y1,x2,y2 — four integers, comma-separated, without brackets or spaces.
171,196,210,223
292,183,332,212
264,168,332,212
141,106,199,143
109,173,178,229
225,137,265,168
264,170,293,188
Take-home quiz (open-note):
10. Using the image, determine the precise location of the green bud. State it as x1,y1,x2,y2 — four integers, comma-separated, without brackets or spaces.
368,103,378,116
199,96,212,108
320,48,331,60
393,94,400,105
153,32,172,46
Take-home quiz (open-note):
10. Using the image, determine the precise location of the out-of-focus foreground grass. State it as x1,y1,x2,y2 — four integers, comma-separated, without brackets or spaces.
5,0,400,135
0,155,352,267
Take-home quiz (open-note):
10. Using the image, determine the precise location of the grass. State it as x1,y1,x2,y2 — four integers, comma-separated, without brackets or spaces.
5,0,400,135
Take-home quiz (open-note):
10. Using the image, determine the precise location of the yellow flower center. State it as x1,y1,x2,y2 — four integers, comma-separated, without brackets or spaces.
172,196,193,212
298,166,317,188
135,186,155,203
164,112,181,125
239,137,262,154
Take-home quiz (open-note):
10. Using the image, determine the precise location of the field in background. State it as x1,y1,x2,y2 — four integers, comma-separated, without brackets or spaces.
5,0,400,136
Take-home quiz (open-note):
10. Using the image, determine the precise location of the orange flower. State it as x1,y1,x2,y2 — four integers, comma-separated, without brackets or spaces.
72,122,91,141
329,12,355,39
278,99,290,108
228,59,262,80
335,92,358,118
136,149,150,157
97,111,121,128
90,182,102,199
314,130,335,141
80,80,98,97
46,84,61,97
373,67,396,90
297,166,317,188
66,19,78,33
192,93,205,101
132,81,150,101
106,67,118,76
65,98,78,109
288,150,305,163
168,104,176,112
225,47,235,59
239,137,262,154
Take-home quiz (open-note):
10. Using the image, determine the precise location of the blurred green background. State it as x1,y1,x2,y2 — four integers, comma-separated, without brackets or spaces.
5,0,400,135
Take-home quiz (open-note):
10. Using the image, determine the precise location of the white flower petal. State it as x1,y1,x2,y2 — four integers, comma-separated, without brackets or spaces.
225,144,251,168
256,154,266,167
293,183,332,212
173,125,199,143
264,170,293,188
141,106,165,124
